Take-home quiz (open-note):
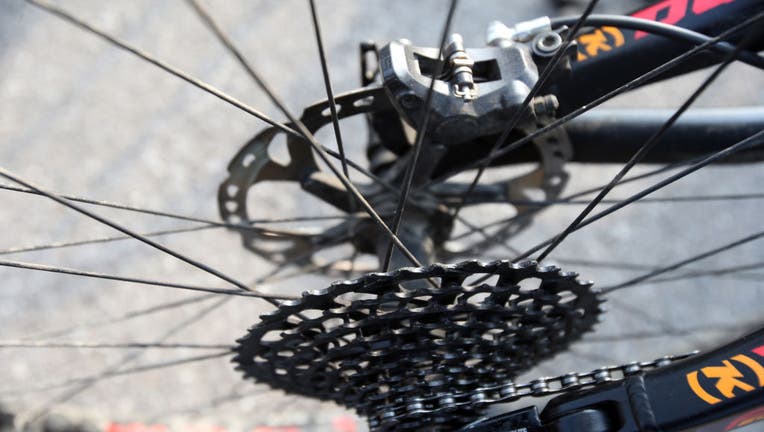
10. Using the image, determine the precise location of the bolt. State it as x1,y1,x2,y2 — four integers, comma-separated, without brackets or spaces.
397,91,421,109
532,94,559,117
444,33,476,101
533,31,563,56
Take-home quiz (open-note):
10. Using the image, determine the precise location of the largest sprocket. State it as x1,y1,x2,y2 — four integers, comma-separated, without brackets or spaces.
233,260,602,431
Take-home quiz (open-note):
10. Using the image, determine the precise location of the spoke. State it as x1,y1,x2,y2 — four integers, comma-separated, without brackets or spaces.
446,0,600,222
451,214,522,256
426,12,764,186
553,257,654,271
449,218,519,242
22,246,328,342
24,0,301,138
586,322,761,342
179,1,422,268
445,190,764,252
447,193,764,208
439,70,738,256
313,149,499,247
602,229,764,293
23,0,507,272
607,297,694,345
179,0,299,134
610,193,764,204
0,167,273,298
0,258,292,299
514,129,764,261
7,352,230,399
552,257,764,285
151,385,269,419
0,183,349,233
535,30,749,262
308,0,354,206
257,259,336,284
561,158,699,201
346,250,359,279
607,291,742,350
0,341,232,350
447,162,695,243
0,214,362,257
0,224,212,256
22,296,231,422
452,157,709,245
551,15,764,69
382,0,459,270
647,261,764,284
23,294,214,340
29,0,417,265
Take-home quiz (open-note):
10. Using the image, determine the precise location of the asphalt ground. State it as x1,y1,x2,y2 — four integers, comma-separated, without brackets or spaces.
0,1,762,431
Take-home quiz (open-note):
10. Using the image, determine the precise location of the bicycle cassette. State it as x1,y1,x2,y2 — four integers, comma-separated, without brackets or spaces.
233,260,602,431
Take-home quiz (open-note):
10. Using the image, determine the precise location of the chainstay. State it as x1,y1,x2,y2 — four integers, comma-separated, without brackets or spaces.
370,352,696,429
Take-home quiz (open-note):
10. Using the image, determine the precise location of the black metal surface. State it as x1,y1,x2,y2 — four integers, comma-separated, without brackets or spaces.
541,327,764,432
564,107,764,164
458,406,544,432
233,260,602,431
555,0,764,114
218,87,392,269
378,30,560,145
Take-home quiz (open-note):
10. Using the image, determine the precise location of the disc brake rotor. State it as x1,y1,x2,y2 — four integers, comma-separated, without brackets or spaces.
218,87,570,273
218,88,391,270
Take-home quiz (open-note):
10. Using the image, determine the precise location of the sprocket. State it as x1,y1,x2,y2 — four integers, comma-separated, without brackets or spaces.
233,260,602,431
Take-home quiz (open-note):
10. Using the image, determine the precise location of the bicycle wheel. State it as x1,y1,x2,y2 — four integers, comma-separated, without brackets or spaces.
1,0,763,431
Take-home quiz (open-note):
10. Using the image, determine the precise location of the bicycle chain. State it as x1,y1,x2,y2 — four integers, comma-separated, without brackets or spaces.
369,352,695,430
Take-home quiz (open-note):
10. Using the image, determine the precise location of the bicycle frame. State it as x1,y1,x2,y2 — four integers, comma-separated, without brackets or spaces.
559,0,764,165
461,326,764,431
559,0,764,110
458,1,764,430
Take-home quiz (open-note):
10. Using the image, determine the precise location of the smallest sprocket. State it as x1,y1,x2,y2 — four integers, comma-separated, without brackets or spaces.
233,260,603,431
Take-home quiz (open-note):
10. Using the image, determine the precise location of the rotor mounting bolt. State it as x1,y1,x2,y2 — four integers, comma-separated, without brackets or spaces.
397,90,421,109
531,94,559,117
444,33,476,101
533,31,563,56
